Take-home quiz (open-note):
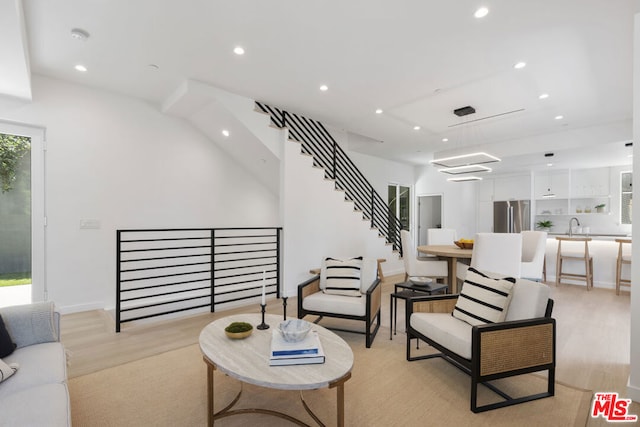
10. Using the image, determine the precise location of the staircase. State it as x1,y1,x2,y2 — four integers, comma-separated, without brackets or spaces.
255,101,402,255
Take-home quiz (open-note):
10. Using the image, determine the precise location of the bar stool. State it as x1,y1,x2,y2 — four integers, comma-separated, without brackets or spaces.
555,237,593,290
615,238,631,295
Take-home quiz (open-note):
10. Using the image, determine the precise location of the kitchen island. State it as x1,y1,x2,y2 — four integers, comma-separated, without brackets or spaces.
543,235,631,290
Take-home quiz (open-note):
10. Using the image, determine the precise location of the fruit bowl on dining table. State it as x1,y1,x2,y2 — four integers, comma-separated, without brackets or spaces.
454,239,474,249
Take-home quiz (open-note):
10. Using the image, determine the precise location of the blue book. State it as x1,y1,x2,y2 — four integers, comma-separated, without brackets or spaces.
270,330,323,360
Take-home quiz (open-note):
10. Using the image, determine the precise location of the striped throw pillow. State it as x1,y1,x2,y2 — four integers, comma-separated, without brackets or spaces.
452,268,515,326
323,257,363,297
0,358,18,384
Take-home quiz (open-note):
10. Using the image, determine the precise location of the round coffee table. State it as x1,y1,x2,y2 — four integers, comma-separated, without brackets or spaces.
199,313,353,426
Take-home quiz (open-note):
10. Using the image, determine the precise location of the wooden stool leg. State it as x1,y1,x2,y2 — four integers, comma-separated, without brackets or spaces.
555,243,562,287
616,257,621,295
616,242,623,295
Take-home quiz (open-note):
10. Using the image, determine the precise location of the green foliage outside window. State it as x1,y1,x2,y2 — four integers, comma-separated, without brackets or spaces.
0,133,31,193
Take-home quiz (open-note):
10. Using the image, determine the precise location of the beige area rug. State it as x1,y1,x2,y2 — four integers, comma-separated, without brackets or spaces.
69,331,592,427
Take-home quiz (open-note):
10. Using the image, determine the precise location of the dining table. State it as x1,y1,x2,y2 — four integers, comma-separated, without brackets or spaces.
417,245,473,293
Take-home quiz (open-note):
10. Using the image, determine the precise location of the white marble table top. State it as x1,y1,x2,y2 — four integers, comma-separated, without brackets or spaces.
199,313,354,390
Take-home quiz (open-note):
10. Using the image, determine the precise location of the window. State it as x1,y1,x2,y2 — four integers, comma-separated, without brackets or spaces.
388,184,410,231
621,171,632,225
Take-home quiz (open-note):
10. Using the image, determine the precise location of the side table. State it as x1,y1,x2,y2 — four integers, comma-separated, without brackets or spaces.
390,281,447,339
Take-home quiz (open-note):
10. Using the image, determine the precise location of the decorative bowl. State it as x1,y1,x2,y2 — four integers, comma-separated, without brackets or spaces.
278,319,312,343
224,322,253,340
409,276,433,286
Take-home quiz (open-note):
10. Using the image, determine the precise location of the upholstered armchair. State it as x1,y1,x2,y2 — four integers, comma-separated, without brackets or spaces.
298,257,381,348
521,230,548,281
406,267,555,412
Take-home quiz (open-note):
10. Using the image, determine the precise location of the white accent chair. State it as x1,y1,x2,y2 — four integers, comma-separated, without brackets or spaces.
470,233,523,278
521,231,548,281
427,228,469,283
297,257,381,348
401,230,448,283
406,275,555,412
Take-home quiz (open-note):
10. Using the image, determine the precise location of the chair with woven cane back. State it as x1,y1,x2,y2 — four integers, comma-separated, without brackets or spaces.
405,268,555,413
298,257,381,348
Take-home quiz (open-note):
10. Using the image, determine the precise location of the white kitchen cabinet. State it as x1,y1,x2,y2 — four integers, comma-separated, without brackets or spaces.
477,178,494,202
571,167,610,197
534,171,569,199
477,201,493,232
493,174,531,201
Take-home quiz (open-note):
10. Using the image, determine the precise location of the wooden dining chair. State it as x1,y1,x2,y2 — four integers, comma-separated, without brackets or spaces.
615,238,631,295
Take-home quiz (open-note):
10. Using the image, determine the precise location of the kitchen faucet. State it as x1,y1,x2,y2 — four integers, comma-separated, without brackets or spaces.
569,217,580,237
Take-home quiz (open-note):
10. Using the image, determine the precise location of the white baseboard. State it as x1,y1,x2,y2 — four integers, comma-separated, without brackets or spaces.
57,302,104,314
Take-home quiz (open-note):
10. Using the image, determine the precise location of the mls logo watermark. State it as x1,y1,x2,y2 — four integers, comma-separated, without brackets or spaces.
591,392,638,422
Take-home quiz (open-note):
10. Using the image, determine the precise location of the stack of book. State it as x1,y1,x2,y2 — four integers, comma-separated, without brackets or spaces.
269,330,326,366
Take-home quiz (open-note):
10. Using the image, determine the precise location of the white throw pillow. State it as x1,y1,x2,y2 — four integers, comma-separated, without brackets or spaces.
453,267,515,326
322,257,363,297
0,358,18,383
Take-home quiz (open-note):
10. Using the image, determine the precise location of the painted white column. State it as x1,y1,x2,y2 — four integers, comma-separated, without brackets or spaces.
629,12,640,403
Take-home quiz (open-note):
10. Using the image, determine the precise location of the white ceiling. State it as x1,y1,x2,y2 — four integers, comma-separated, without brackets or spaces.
2,0,639,174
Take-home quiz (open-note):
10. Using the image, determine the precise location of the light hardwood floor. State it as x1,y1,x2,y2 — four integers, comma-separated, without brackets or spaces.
60,274,638,425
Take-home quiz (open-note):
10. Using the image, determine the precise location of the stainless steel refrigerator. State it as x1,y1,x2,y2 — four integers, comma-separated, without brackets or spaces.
493,200,531,233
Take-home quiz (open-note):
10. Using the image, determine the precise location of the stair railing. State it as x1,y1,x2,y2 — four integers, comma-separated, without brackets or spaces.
116,227,282,332
256,101,402,254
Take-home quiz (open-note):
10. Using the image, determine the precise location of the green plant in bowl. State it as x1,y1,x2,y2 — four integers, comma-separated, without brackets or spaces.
536,220,553,230
225,322,253,339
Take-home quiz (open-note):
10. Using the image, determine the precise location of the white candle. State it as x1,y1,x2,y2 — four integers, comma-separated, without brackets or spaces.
261,270,266,305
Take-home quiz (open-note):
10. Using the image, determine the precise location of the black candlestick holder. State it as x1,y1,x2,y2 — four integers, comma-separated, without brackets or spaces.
257,303,269,330
283,296,288,320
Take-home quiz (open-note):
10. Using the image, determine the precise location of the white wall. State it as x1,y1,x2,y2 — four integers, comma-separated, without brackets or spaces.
280,137,399,296
346,150,414,275
629,12,640,404
0,76,279,313
415,165,478,240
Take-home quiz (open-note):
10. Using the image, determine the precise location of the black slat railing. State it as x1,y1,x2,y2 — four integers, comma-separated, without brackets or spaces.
256,101,402,253
116,227,282,332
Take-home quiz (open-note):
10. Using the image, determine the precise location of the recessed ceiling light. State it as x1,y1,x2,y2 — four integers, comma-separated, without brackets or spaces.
70,28,90,41
233,46,245,55
221,129,230,137
474,7,489,18
514,61,527,69
547,163,553,167
539,93,549,99
375,109,383,114
413,126,421,130
555,115,564,120
442,138,449,142
319,85,328,91
74,64,87,72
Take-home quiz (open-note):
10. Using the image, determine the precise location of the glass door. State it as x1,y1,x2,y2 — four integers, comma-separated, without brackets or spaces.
0,122,45,307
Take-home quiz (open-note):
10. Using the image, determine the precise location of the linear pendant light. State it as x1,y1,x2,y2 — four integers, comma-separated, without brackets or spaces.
430,152,501,168
447,176,483,182
438,164,492,175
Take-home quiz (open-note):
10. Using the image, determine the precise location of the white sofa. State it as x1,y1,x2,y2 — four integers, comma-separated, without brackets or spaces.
0,302,71,426
406,268,555,413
